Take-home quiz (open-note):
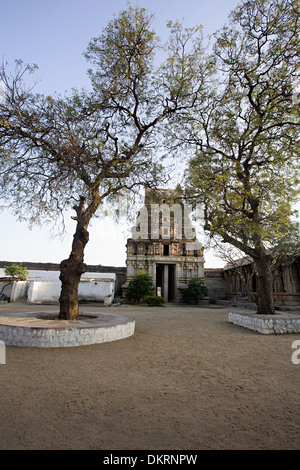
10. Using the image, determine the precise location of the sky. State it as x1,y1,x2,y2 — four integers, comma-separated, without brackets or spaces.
0,0,240,268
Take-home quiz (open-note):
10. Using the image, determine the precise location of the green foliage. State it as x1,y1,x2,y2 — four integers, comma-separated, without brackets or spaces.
85,4,158,95
141,295,166,307
125,270,154,303
181,0,300,315
183,0,299,258
0,5,208,232
182,277,208,304
4,264,28,280
0,4,210,320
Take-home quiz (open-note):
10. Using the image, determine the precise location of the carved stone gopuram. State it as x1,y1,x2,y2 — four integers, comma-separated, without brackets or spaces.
122,187,205,302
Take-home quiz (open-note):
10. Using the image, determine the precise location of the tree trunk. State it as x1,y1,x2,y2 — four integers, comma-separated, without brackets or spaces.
254,254,275,315
58,221,89,320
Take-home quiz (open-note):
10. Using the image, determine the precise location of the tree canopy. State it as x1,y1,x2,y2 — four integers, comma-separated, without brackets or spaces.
0,4,208,319
181,0,300,313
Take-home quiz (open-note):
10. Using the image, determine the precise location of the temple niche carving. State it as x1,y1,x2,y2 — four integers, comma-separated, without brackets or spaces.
122,186,205,302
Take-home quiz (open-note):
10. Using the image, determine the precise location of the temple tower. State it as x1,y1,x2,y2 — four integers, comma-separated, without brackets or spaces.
122,187,205,302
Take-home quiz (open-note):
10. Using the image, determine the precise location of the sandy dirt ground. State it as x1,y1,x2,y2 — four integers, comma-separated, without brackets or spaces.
0,301,299,450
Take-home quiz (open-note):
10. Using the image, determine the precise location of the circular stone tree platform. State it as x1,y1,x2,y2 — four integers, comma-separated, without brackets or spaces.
0,312,135,347
228,311,300,334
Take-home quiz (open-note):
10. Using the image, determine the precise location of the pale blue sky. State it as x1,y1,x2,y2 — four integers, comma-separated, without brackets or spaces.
0,0,239,267
1,0,239,94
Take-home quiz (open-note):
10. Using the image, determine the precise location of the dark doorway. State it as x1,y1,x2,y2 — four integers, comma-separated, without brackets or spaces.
156,264,175,301
156,264,164,297
168,264,175,301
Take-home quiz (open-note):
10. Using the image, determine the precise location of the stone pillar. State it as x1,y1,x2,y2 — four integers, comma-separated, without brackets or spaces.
150,262,156,291
164,264,169,301
197,261,204,278
174,263,179,302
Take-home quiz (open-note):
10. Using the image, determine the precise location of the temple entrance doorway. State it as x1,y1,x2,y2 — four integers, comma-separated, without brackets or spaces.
156,264,175,302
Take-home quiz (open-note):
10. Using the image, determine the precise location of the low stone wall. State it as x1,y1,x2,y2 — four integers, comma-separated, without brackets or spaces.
0,262,126,297
0,312,135,347
228,311,300,335
0,272,116,304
